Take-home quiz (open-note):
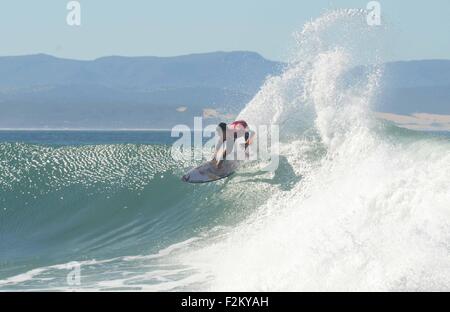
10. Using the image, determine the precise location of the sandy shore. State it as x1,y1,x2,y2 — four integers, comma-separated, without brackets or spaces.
375,112,450,131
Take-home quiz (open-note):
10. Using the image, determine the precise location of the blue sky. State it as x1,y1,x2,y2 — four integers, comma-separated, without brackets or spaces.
0,0,449,62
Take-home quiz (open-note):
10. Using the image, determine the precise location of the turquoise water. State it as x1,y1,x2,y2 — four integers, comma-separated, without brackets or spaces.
0,129,448,291
0,130,278,290
0,130,200,146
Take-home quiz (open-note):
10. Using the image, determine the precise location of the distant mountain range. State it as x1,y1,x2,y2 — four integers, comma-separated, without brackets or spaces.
0,52,449,129
0,52,282,129
352,60,450,115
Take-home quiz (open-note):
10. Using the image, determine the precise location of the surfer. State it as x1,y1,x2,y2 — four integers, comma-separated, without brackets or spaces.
212,120,255,168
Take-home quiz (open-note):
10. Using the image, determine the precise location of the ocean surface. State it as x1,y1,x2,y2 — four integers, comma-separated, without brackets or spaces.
1,10,450,291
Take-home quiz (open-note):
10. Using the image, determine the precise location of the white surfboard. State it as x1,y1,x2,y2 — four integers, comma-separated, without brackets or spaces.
182,160,241,183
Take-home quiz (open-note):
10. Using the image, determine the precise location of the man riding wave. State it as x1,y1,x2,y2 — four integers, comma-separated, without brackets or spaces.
211,120,255,168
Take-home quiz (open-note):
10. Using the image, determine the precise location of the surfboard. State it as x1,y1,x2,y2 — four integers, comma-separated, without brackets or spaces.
182,160,241,183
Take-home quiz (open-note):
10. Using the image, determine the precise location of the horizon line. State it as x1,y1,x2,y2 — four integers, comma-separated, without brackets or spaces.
1,52,450,64
0,50,274,62
0,128,208,132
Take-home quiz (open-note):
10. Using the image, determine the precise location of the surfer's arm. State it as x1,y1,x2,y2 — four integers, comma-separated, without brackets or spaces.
246,130,256,146
244,130,255,160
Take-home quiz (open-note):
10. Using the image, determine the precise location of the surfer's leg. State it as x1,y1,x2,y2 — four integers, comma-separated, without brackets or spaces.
217,139,230,168
218,138,236,167
217,150,226,168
